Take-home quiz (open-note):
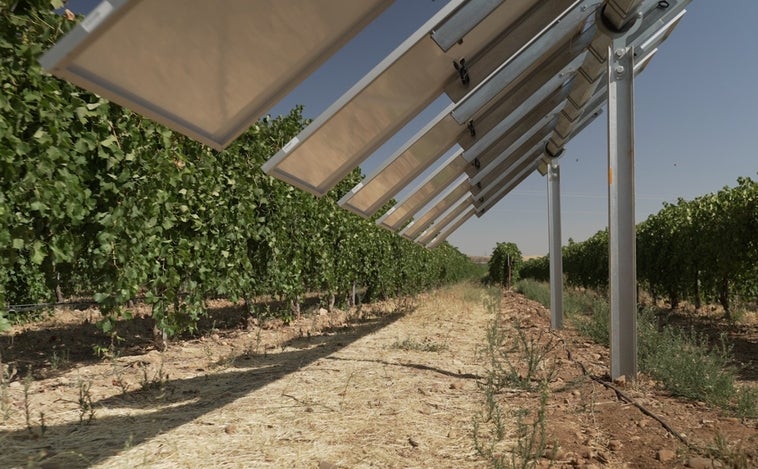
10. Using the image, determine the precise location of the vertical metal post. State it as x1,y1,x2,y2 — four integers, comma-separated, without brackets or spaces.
547,162,563,329
607,37,637,380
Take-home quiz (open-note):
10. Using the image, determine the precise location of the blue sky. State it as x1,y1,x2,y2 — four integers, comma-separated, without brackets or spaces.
61,1,757,257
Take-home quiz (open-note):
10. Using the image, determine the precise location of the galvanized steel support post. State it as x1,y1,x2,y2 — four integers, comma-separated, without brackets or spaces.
607,36,637,381
547,162,563,329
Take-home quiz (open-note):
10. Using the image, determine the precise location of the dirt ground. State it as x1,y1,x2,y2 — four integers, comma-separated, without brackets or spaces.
0,284,756,468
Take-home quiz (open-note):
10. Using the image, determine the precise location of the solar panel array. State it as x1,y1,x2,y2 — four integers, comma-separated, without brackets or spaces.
263,0,689,247
41,0,688,247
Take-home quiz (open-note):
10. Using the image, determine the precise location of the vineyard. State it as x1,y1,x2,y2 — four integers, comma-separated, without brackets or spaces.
1,3,757,468
520,176,758,317
0,2,480,335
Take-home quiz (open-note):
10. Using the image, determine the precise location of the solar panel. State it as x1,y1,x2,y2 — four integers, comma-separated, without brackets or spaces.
416,195,474,245
376,151,468,232
400,180,470,241
338,2,595,218
462,83,571,173
470,127,555,195
476,98,606,215
338,105,463,218
39,0,393,151
359,0,680,245
426,207,477,248
262,0,580,196
42,0,688,241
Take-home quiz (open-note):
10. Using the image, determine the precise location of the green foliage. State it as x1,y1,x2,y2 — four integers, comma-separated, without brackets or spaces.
515,279,602,328
474,290,557,469
520,178,758,315
733,387,757,419
0,3,479,333
488,242,523,287
519,257,549,283
573,299,611,346
638,177,758,315
638,308,737,407
563,230,609,291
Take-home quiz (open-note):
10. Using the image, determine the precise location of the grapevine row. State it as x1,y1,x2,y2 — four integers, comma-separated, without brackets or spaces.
0,3,480,333
520,177,758,316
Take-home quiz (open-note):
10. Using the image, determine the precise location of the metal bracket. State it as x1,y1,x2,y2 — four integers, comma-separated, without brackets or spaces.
467,119,476,137
453,58,470,85
596,4,643,38
545,142,564,159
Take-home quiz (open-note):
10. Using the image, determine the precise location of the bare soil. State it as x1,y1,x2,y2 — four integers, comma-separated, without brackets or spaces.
0,284,755,468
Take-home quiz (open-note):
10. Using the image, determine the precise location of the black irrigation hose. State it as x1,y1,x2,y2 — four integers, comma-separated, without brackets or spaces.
4,300,98,314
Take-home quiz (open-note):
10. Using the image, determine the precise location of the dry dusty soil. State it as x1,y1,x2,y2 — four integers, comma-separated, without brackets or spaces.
0,283,756,468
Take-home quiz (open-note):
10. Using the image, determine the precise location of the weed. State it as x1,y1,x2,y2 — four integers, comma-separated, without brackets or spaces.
202,343,214,365
213,352,237,369
516,279,600,319
733,386,757,419
92,344,110,358
638,310,736,407
123,432,134,451
728,308,747,324
509,387,557,468
110,358,130,395
473,385,556,469
515,279,550,308
461,281,493,304
474,288,557,468
707,433,751,469
506,322,558,390
394,295,418,315
38,411,46,436
23,373,33,433
339,371,355,410
138,356,169,393
390,337,448,353
0,354,15,422
49,347,70,370
558,283,744,412
573,299,610,346
78,379,95,425
243,326,264,357
482,317,557,392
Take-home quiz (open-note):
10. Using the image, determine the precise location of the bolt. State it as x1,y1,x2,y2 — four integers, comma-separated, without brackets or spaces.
615,65,625,76
615,48,626,59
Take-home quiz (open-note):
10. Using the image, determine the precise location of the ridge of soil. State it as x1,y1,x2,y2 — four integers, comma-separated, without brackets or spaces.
0,285,755,468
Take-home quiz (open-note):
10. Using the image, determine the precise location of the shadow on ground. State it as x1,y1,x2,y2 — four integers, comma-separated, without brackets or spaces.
0,296,326,380
0,310,406,468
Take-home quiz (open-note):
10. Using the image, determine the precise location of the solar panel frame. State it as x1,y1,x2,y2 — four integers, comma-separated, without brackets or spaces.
400,180,470,240
39,0,394,151
262,0,545,196
376,151,468,232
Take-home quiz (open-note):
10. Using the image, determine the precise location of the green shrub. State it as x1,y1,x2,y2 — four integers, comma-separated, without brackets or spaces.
514,279,550,308
638,308,736,407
